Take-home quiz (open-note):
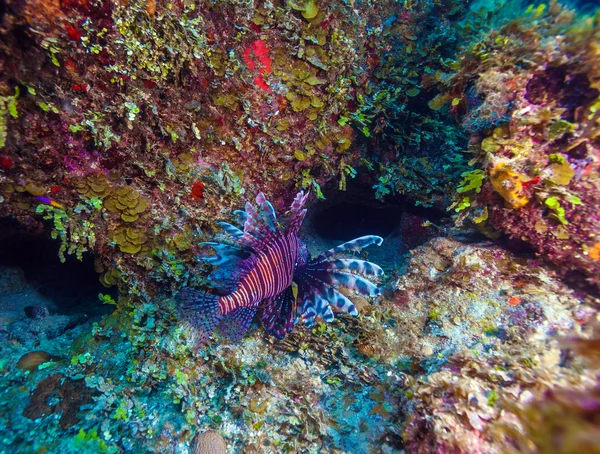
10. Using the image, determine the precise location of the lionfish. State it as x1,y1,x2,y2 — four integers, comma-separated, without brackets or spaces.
177,191,384,342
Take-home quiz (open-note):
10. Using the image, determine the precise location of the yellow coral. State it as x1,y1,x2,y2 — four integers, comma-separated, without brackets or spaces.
24,183,45,197
172,153,195,172
481,137,501,153
302,0,319,19
428,94,452,111
110,226,148,254
73,173,113,198
99,268,122,287
547,160,574,186
172,229,193,251
104,186,149,222
490,163,529,208
290,94,311,112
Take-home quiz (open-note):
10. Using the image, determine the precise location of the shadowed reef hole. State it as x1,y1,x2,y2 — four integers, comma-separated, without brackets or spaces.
0,218,114,318
312,202,403,241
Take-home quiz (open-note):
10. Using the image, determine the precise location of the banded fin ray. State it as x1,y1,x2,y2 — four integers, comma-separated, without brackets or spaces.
295,276,358,323
312,235,383,263
243,201,279,247
218,305,259,342
304,290,334,323
198,242,250,266
256,192,278,232
319,286,358,316
308,259,384,277
177,289,221,344
216,221,245,239
316,270,381,297
287,191,310,235
233,209,249,226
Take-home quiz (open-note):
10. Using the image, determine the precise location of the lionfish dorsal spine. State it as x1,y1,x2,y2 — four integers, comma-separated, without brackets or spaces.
256,192,278,232
286,191,310,235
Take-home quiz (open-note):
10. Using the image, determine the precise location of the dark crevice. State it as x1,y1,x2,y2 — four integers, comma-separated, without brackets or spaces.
313,202,403,241
0,217,114,318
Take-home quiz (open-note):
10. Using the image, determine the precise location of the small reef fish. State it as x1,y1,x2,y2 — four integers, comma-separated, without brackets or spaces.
35,196,65,210
178,191,384,343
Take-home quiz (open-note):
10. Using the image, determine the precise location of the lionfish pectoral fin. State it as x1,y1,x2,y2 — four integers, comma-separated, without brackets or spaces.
312,235,384,263
312,259,385,277
198,242,251,266
218,305,259,342
177,288,221,344
215,221,245,239
208,254,259,295
207,266,241,294
261,286,297,339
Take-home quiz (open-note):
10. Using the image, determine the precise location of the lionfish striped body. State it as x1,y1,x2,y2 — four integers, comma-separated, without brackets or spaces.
177,191,384,343
219,231,301,313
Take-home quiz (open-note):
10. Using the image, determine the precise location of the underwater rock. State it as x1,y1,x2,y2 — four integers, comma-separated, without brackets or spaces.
0,1,598,453
24,304,50,319
393,236,599,453
22,374,99,430
191,430,227,454
0,266,27,295
445,4,600,288
9,314,82,345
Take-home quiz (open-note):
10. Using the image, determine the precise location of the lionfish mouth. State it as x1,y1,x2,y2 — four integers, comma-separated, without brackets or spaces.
177,191,384,343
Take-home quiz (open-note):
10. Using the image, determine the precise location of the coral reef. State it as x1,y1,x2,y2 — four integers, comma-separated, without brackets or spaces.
1,233,596,453
393,237,599,453
0,0,599,453
443,3,600,287
1,0,406,298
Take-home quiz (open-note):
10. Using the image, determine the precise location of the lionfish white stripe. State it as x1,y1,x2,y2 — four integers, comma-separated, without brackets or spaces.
255,256,271,295
246,271,259,300
258,255,274,296
272,241,285,288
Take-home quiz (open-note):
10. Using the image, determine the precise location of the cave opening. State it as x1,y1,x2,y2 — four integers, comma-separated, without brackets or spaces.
0,218,114,319
312,201,403,242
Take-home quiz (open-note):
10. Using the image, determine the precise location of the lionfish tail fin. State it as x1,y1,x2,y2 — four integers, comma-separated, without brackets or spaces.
177,288,221,344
